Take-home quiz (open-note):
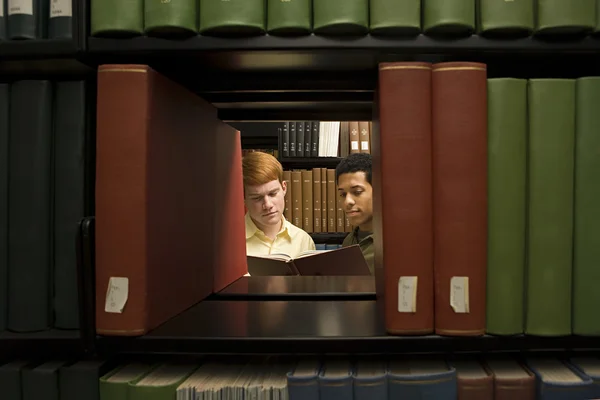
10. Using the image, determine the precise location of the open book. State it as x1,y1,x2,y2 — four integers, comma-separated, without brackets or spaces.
247,245,370,276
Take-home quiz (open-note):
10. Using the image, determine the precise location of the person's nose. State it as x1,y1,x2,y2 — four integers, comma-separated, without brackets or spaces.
263,196,274,210
344,194,355,208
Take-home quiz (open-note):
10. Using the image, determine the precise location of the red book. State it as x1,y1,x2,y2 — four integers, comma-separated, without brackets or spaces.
432,62,487,336
373,62,434,335
95,64,247,336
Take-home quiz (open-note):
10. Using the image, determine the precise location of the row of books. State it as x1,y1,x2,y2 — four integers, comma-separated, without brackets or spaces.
241,148,279,158
90,0,600,38
375,62,600,337
13,356,589,400
281,121,371,158
0,0,72,40
283,169,352,234
0,79,85,333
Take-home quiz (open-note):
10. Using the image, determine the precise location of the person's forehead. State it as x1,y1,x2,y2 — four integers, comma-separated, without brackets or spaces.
338,171,368,187
246,179,281,195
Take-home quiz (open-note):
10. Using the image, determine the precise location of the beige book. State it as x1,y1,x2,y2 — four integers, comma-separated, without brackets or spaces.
349,121,360,154
336,187,344,233
359,121,370,154
327,169,336,232
321,168,327,230
291,170,302,227
302,169,313,232
313,168,322,233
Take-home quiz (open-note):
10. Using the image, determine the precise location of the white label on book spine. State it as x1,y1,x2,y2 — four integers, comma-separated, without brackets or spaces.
105,277,129,314
450,276,470,313
8,0,32,15
398,276,417,313
351,141,359,150
361,141,369,150
50,0,72,18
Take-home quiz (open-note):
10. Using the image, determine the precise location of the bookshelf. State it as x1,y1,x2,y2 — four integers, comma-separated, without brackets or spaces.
2,1,600,396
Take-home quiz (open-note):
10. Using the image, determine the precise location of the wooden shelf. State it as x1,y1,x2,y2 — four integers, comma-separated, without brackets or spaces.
280,157,343,169
94,299,600,356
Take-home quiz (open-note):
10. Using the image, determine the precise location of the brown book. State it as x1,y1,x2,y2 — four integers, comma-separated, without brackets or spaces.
349,121,360,154
291,170,302,227
374,62,434,335
283,170,292,222
313,168,322,233
339,121,350,157
95,64,247,336
321,168,327,230
453,360,494,400
302,169,313,232
359,121,370,153
432,61,487,336
486,359,535,400
336,186,344,233
247,245,371,276
327,169,336,232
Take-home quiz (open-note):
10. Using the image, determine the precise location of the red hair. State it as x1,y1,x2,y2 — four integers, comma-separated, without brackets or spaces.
242,151,283,187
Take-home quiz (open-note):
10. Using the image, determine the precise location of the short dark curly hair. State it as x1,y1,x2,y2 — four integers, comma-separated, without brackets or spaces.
335,153,372,184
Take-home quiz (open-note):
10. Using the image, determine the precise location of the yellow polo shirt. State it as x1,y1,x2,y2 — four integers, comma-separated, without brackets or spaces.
245,212,316,258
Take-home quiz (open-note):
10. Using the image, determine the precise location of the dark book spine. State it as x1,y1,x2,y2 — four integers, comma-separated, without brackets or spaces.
282,122,290,158
304,121,312,156
7,0,48,39
296,121,304,157
290,121,296,157
48,0,72,38
0,84,8,332
311,120,319,157
53,81,86,329
8,80,53,332
0,0,6,39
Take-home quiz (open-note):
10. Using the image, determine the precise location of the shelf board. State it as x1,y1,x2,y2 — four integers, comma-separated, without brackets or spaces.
310,232,347,244
0,39,92,75
95,300,600,355
280,157,343,169
0,329,85,357
214,276,375,300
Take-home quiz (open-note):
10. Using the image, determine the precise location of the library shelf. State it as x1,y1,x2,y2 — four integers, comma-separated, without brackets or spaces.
0,39,92,75
0,329,85,358
94,300,600,356
214,276,375,301
310,232,348,244
279,157,343,169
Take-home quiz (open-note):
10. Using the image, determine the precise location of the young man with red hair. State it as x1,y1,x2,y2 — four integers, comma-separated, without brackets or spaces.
242,152,315,258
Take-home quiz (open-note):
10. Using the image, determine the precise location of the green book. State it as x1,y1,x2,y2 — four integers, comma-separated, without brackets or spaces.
486,78,528,336
145,0,197,36
423,0,475,36
525,79,576,337
267,0,311,35
91,0,143,36
478,0,534,37
313,0,369,35
199,0,266,36
128,364,197,400
573,77,600,336
369,0,421,36
100,363,155,400
535,0,595,35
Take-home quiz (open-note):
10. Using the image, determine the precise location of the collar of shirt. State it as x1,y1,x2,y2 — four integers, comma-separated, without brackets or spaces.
245,212,291,241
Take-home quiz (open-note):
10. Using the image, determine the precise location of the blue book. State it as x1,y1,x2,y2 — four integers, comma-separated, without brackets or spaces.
388,359,457,399
353,361,387,400
319,360,353,400
287,359,321,400
568,357,600,398
526,358,594,400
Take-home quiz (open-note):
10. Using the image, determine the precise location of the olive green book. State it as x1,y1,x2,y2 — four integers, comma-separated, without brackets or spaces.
91,0,143,36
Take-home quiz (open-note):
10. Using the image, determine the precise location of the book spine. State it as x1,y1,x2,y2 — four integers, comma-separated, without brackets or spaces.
572,77,600,336
267,0,311,35
374,62,434,335
478,0,534,35
0,84,7,332
525,79,575,336
369,0,420,35
423,0,475,35
313,168,322,233
144,0,197,35
313,0,368,34
48,0,72,38
486,78,527,336
302,169,313,232
536,0,595,34
199,0,266,35
432,62,487,336
8,80,53,332
91,0,144,36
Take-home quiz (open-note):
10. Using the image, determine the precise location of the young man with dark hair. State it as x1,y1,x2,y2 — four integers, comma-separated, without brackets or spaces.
335,153,374,274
